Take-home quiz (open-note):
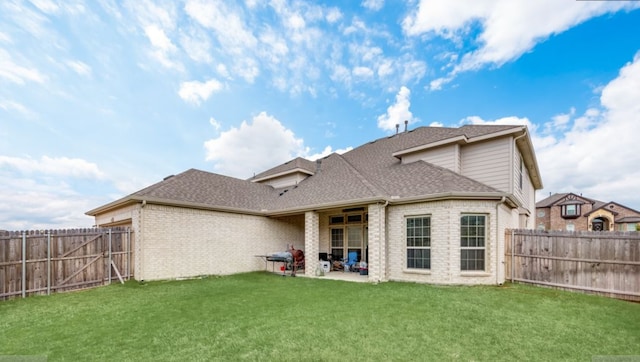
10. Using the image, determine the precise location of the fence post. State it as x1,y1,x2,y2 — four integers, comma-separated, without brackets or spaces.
108,229,112,285
47,231,51,295
127,227,131,280
510,229,515,282
22,231,26,298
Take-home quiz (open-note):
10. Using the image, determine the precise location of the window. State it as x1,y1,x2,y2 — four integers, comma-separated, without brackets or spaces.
329,215,344,225
519,157,523,190
329,211,368,262
566,224,575,232
561,204,580,218
460,215,486,271
330,228,344,261
406,216,430,269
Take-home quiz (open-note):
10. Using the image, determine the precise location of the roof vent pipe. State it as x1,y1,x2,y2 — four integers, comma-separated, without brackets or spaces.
395,124,399,135
404,120,408,132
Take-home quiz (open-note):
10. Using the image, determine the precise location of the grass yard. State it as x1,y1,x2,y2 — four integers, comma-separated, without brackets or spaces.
1,272,639,361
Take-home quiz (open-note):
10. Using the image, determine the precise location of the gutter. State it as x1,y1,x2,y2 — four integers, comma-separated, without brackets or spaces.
496,196,506,285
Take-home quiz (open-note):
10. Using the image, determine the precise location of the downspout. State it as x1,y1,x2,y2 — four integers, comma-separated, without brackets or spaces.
496,196,506,285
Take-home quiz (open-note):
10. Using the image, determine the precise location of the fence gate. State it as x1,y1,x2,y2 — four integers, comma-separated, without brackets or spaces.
0,228,133,300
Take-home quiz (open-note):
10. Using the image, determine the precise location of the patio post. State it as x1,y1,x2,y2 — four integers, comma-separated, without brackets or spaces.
304,211,319,277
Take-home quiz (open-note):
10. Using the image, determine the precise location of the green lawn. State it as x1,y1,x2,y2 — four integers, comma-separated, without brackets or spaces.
1,272,639,361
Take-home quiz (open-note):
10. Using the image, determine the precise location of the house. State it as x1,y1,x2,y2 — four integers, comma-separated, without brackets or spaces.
86,124,543,285
536,193,640,232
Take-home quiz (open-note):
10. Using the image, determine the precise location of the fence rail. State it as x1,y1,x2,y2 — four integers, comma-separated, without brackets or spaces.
505,229,640,302
0,228,133,301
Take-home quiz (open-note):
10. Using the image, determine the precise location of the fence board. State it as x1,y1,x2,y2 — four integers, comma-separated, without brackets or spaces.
505,229,640,302
0,228,133,301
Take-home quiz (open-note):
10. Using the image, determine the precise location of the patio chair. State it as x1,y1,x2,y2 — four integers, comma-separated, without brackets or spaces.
343,251,358,272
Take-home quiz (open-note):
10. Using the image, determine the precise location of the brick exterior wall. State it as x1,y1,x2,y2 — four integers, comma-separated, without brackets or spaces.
94,199,520,285
386,200,510,285
137,204,304,280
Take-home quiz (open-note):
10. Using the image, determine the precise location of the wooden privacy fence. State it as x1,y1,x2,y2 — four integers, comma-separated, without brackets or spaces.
0,228,133,301
505,229,640,302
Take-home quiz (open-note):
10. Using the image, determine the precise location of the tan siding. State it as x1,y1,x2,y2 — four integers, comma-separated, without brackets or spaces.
259,172,309,188
94,203,138,227
401,144,459,172
461,137,511,192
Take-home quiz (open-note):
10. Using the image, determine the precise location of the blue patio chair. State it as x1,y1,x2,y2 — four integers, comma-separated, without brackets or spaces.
344,251,358,272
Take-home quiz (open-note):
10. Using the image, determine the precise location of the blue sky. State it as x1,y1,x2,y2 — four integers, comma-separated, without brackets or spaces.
1,0,640,229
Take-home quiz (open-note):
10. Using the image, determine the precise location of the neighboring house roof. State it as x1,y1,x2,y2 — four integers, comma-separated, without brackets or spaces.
536,193,598,208
87,125,536,216
584,202,640,218
617,216,640,223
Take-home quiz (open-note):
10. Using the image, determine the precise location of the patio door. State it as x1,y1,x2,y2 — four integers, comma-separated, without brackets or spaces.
330,225,367,263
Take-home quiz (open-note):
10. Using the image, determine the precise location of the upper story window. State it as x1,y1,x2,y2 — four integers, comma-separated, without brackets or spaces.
561,204,580,219
519,157,523,190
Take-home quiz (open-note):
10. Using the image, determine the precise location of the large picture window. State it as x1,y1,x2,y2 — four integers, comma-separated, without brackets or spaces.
406,216,431,269
460,214,486,271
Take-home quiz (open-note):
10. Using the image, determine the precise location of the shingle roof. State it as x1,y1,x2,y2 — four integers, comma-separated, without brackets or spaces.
132,169,277,211
536,193,599,208
87,125,530,216
250,157,316,181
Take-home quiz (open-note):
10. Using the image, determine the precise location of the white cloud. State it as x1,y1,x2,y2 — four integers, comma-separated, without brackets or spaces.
377,86,414,131
209,116,221,131
362,0,384,11
353,66,374,79
185,0,257,54
143,24,182,70
29,0,60,14
305,145,353,161
404,1,640,83
66,60,92,76
178,79,223,105
0,155,105,179
0,99,33,117
429,76,453,91
534,52,640,207
179,27,213,64
204,112,306,178
326,7,342,23
0,172,101,230
0,49,47,84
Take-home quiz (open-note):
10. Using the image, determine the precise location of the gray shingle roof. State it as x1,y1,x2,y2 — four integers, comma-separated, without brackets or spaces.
250,157,316,181
88,125,527,216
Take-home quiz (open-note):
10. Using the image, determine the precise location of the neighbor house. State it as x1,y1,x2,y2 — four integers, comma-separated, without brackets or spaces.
536,193,640,232
86,124,543,285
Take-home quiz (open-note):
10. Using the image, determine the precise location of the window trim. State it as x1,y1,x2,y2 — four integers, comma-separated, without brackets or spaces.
405,215,431,270
460,214,487,272
561,204,580,219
